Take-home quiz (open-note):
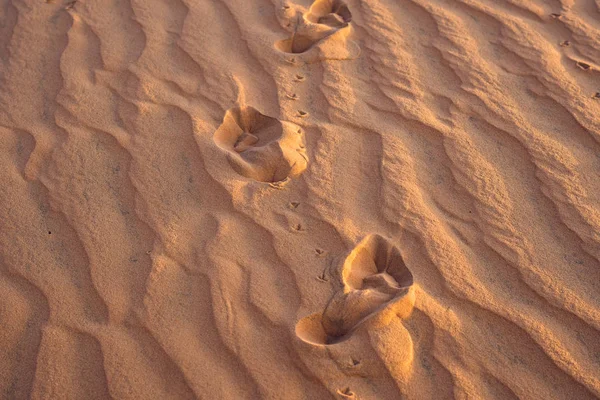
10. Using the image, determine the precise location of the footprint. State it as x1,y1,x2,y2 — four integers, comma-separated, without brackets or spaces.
275,0,359,60
213,106,308,183
296,234,415,345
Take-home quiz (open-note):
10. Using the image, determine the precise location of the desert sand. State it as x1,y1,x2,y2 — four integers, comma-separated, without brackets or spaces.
1,0,600,398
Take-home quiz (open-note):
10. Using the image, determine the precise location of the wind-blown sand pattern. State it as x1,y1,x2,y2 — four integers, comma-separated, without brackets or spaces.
0,0,599,398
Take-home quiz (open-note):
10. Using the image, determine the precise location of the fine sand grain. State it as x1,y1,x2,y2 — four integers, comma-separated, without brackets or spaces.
1,0,600,398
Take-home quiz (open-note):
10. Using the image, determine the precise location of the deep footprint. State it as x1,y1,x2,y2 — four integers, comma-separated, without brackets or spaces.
275,0,356,56
296,234,414,345
213,106,308,183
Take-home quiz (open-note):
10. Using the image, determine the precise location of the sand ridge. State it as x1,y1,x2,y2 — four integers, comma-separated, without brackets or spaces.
1,0,600,398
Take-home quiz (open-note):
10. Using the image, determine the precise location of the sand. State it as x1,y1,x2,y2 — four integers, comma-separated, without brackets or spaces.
1,0,599,398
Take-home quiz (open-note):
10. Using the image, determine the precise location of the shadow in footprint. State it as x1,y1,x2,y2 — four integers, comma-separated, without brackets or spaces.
213,106,308,183
307,0,351,26
296,234,414,345
275,0,358,60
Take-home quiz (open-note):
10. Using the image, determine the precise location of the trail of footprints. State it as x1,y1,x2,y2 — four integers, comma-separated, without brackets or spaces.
212,0,413,342
212,2,414,394
212,0,357,183
211,0,358,181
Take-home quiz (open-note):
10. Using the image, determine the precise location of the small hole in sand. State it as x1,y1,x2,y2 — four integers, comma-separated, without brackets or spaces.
577,61,591,71
337,387,355,398
317,271,328,282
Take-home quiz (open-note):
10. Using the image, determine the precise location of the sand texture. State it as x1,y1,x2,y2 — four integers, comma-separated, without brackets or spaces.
1,0,600,398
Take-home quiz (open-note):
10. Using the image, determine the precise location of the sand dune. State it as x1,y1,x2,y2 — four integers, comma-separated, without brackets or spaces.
1,0,599,398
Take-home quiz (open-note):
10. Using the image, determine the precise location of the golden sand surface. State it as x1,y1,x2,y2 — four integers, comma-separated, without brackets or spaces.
1,0,599,398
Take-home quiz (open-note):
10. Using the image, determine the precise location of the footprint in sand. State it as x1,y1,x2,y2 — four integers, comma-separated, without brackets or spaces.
296,234,415,345
275,0,359,60
213,106,308,183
